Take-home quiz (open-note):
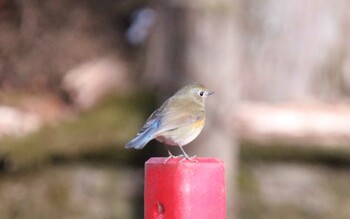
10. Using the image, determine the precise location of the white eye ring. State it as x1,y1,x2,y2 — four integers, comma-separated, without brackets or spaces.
198,91,204,96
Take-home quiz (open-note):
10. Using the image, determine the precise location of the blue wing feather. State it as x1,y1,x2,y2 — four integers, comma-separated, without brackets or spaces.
125,119,160,149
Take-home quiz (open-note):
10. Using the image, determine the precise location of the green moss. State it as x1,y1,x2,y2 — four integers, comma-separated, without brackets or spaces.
0,91,156,171
238,162,267,219
240,141,350,166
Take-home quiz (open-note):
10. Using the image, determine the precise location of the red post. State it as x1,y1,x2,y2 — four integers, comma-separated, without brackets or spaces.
145,157,226,219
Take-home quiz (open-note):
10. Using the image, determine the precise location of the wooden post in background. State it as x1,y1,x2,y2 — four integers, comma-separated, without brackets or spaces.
145,1,240,217
145,157,226,219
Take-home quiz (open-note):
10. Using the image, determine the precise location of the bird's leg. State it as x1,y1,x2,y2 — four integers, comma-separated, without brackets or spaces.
164,147,183,164
179,146,198,163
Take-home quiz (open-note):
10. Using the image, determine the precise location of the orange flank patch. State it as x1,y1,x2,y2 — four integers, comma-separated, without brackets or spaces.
193,118,205,129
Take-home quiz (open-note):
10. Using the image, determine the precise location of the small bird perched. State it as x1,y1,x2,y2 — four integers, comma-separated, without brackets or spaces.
125,83,214,162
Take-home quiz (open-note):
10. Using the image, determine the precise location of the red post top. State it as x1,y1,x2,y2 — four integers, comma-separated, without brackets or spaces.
144,157,226,219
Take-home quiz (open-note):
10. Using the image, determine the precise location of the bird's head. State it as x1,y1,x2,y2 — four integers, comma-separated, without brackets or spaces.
175,83,214,105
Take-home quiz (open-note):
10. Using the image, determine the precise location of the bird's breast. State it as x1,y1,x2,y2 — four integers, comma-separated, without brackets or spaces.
155,118,205,147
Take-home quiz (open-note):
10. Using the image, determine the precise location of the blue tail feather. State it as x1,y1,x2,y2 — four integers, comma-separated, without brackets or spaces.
125,120,159,149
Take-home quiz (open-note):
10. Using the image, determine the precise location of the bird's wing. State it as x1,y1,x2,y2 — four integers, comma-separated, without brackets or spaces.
137,98,169,134
154,97,205,134
137,97,204,136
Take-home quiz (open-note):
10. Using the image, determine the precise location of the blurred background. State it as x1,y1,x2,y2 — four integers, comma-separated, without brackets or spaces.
0,0,350,218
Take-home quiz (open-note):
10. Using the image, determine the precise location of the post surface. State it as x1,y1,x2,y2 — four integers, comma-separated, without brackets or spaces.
145,157,226,219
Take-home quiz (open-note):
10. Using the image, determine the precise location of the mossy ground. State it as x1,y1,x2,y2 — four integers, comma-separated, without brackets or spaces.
0,91,157,172
239,143,350,219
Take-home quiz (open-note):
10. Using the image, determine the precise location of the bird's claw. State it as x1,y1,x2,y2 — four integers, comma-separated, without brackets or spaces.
165,147,198,164
164,154,198,164
179,155,198,163
164,154,184,164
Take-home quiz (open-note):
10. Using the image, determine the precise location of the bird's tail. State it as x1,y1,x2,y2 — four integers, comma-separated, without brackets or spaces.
125,121,158,149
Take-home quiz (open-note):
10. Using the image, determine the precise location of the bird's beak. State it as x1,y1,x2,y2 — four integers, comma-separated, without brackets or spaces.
208,91,215,96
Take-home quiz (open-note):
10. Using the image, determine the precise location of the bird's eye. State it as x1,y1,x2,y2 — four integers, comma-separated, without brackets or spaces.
198,91,204,96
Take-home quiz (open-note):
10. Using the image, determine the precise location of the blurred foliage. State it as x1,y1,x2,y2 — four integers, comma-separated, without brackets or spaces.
0,0,147,92
239,142,350,219
238,159,350,219
241,141,350,167
0,162,142,219
0,91,156,172
238,162,266,219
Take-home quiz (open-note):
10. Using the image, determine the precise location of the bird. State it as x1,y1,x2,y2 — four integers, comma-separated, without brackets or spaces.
125,83,214,162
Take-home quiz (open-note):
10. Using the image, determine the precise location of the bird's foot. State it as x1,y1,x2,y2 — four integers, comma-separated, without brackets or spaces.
179,154,198,163
164,154,184,164
178,146,198,163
